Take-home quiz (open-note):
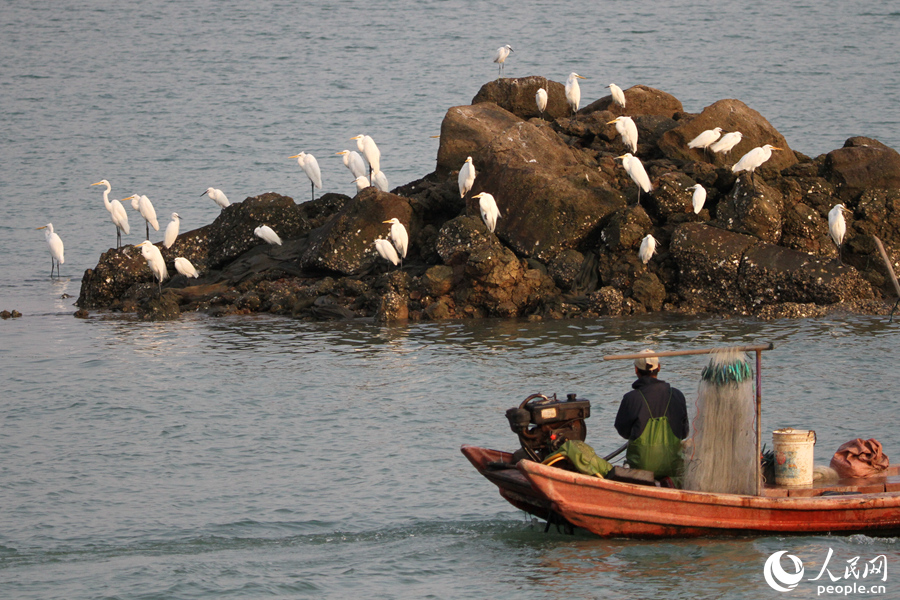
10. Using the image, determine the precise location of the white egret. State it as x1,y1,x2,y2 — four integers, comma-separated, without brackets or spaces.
608,83,626,107
91,179,130,248
828,203,852,264
473,192,500,233
353,176,370,192
336,150,367,179
458,156,476,198
351,134,381,178
709,131,743,158
289,152,322,202
732,144,781,184
36,223,64,277
608,116,638,153
639,234,658,264
254,225,282,246
688,127,723,151
374,238,400,267
565,73,586,115
493,44,513,77
688,184,707,214
135,240,168,295
536,87,548,119
383,218,408,268
174,257,199,278
164,213,180,249
371,170,389,193
124,194,159,239
201,187,230,209
615,153,652,204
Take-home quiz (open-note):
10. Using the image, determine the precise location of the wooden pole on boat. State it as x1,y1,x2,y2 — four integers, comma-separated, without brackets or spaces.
602,343,774,361
874,236,900,299
756,348,763,496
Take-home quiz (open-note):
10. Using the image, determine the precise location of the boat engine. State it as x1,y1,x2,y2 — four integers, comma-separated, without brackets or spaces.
506,393,590,462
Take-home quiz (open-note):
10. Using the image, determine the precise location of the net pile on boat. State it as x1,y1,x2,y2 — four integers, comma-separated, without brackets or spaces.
683,348,757,495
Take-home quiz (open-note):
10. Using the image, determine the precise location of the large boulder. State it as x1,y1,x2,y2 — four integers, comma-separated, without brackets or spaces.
436,103,522,175
301,187,414,275
472,120,625,260
581,85,684,118
472,76,569,121
716,179,785,243
824,137,900,193
659,99,797,174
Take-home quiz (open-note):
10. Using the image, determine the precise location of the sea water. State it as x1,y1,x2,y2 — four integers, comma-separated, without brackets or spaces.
2,1,900,598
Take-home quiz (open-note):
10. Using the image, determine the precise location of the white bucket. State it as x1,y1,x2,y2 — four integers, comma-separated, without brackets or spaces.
773,428,816,487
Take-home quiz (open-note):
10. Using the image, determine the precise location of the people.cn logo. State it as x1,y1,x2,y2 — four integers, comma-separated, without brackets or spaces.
765,551,806,592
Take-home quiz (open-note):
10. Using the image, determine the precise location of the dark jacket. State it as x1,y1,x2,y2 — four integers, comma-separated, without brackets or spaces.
615,376,689,441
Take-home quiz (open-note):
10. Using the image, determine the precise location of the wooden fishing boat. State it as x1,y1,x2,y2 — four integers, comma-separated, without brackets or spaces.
463,344,900,538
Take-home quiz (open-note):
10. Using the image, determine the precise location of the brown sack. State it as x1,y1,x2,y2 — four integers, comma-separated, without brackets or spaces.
829,438,890,478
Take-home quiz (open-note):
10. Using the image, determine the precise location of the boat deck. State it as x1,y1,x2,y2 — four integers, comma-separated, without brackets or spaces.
763,465,900,497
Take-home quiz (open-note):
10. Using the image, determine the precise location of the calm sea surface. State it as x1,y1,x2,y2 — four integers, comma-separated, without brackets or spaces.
2,1,900,598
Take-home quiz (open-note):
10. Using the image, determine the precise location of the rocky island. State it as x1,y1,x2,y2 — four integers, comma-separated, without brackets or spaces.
77,77,900,322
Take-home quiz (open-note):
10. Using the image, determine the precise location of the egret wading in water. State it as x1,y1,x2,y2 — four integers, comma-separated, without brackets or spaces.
732,144,781,185
493,44,513,77
254,225,282,246
36,223,64,277
351,135,381,179
91,179,130,248
828,203,852,264
608,116,638,153
473,192,500,233
608,83,626,107
174,257,199,278
124,194,159,240
535,87,547,119
710,131,743,159
201,187,230,209
289,152,322,202
639,234,658,264
615,153,652,205
164,213,180,249
688,184,707,214
374,238,400,267
383,218,408,269
135,240,168,296
688,127,723,159
337,150,367,180
353,176,370,192
565,73,586,115
458,156,476,198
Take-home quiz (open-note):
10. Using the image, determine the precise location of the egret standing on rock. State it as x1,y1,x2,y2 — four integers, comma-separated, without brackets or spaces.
254,225,282,246
383,218,408,268
92,179,130,248
732,144,781,184
688,184,707,214
201,187,230,209
164,213,180,248
639,234,658,264
710,131,743,159
608,83,626,107
458,156,476,198
493,44,513,77
174,257,199,278
473,192,500,233
374,238,400,267
371,170,389,193
353,176,370,192
536,87,548,119
124,194,159,240
351,135,381,179
289,152,322,202
565,73,586,115
608,116,638,153
36,223,64,277
615,153,652,204
688,127,723,159
135,240,168,295
828,203,852,264
337,149,367,179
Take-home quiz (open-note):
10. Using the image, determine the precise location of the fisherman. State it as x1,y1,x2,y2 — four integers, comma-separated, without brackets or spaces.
614,349,689,478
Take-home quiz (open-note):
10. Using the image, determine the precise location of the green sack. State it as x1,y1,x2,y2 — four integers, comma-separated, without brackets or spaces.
543,440,612,477
625,390,683,478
